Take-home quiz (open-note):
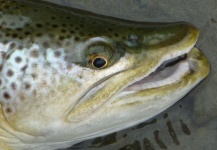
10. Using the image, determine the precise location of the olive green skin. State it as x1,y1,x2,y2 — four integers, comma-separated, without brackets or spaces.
0,0,209,150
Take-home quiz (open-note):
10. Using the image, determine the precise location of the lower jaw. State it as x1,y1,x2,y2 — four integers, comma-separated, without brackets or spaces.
122,47,209,93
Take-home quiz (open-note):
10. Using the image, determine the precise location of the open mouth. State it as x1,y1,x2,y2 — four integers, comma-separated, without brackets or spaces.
123,53,190,91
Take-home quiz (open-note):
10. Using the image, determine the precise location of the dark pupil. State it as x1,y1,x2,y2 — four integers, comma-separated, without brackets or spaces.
93,58,106,68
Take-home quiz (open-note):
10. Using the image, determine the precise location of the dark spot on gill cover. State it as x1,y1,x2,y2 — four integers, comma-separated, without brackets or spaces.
91,132,117,147
166,120,180,145
134,118,157,130
143,138,155,150
180,119,191,135
119,140,141,150
153,130,167,149
5,107,12,114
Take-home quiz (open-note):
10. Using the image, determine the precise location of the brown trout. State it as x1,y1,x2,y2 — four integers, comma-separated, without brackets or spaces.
0,0,210,149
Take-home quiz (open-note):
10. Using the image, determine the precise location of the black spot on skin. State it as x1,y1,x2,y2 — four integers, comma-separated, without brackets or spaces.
33,8,38,12
31,63,38,68
52,24,58,28
79,24,85,28
134,118,157,130
3,40,8,44
12,33,18,38
75,27,80,30
1,21,7,26
10,22,16,26
16,28,22,32
91,21,97,25
24,23,30,27
3,92,11,100
61,29,67,33
24,82,31,90
15,56,22,63
66,16,71,20
5,107,12,114
19,36,23,40
43,42,49,48
61,23,67,27
153,130,167,149
35,23,43,28
30,50,39,58
143,138,155,150
5,33,10,37
79,32,84,36
18,16,24,21
88,33,93,37
31,73,37,79
166,120,180,145
9,43,16,50
69,24,74,27
74,37,80,41
25,31,31,36
18,45,23,50
19,94,26,101
21,65,28,71
114,33,119,37
70,30,75,34
108,28,113,32
122,36,127,40
59,36,65,41
179,105,182,108
7,69,14,77
11,82,17,90
56,42,62,47
119,140,141,150
50,16,56,20
36,33,42,37
180,119,191,135
54,51,61,58
48,33,55,39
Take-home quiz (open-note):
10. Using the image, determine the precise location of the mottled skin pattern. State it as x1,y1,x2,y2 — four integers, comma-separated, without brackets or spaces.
0,0,210,150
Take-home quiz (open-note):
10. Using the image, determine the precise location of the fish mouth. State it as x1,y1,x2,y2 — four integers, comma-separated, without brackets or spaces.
122,50,193,92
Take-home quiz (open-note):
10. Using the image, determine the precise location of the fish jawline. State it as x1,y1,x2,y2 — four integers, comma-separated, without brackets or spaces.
123,52,191,92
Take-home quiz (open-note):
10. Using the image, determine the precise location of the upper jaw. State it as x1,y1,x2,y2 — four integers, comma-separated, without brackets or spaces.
123,53,190,92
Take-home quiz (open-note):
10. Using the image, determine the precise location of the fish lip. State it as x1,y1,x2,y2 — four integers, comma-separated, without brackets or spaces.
122,50,192,92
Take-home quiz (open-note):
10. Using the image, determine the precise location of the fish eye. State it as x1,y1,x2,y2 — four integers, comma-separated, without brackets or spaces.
85,43,113,69
90,54,108,69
